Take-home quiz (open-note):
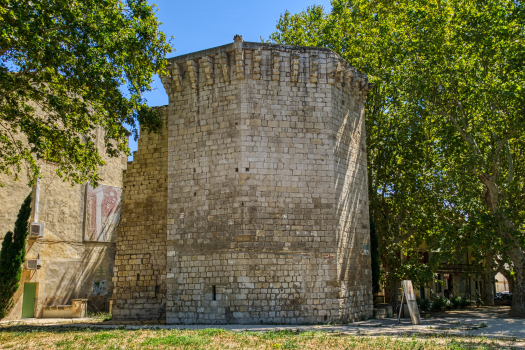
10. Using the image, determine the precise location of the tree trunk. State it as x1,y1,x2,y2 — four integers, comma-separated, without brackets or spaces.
510,251,525,316
482,252,495,306
479,174,525,315
482,272,495,306
384,270,399,314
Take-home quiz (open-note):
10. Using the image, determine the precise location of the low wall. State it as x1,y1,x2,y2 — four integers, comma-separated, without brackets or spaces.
42,299,88,318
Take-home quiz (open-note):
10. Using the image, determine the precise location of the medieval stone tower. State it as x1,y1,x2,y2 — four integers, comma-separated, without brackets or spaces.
112,36,374,324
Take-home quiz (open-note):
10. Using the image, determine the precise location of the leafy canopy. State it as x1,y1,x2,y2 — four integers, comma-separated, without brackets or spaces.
0,0,172,186
270,0,525,308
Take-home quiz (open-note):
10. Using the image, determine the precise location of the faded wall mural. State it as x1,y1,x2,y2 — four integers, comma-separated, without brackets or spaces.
84,184,122,242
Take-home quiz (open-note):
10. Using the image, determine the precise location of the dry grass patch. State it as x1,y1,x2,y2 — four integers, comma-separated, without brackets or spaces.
0,326,516,349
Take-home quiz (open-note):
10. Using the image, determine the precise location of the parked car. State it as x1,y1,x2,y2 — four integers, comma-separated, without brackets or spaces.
501,291,513,300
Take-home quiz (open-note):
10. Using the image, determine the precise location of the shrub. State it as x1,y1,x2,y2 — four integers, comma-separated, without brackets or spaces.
0,194,32,319
417,297,432,312
450,296,470,309
430,296,448,312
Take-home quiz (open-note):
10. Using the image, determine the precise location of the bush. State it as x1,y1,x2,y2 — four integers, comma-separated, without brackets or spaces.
450,296,469,309
0,194,32,319
417,297,432,312
430,295,448,312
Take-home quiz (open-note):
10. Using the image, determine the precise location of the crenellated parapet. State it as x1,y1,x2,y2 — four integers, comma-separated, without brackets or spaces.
123,35,374,325
160,36,374,99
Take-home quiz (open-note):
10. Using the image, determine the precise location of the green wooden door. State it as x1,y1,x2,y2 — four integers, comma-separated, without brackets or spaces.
21,283,37,318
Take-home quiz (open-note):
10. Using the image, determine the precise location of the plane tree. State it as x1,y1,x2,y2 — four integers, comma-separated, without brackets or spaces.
270,0,525,315
0,0,172,186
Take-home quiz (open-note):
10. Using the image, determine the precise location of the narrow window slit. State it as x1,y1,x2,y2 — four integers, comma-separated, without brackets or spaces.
212,285,217,301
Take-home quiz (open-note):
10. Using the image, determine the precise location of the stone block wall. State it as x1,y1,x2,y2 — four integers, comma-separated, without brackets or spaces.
112,108,169,321
157,38,374,324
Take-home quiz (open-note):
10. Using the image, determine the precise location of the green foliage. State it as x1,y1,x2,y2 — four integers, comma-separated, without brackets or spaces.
0,193,32,319
0,0,172,186
141,333,210,347
430,295,448,312
417,297,432,312
450,296,469,309
271,0,525,314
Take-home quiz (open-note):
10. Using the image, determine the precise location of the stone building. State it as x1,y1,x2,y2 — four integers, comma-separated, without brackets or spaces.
0,127,127,319
112,36,374,324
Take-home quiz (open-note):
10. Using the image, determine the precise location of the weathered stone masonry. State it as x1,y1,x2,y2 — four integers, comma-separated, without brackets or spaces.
112,112,168,321
113,36,374,324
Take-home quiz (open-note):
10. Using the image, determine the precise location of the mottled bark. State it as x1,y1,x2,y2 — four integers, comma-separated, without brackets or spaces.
481,252,496,306
482,272,495,306
509,251,525,316
480,174,525,316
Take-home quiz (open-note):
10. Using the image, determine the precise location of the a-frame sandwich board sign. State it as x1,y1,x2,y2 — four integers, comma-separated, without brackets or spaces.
397,280,422,325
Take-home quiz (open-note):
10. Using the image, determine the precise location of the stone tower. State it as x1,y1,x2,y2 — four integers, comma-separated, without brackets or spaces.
112,36,374,324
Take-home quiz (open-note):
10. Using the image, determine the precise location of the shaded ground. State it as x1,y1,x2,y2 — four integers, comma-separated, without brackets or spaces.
1,307,524,349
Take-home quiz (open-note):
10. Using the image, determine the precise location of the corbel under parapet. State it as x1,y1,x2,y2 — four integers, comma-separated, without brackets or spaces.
344,68,354,94
187,60,198,89
235,50,244,80
336,60,345,84
310,54,319,83
202,56,214,86
218,52,230,83
272,51,281,82
291,52,300,83
171,63,183,92
253,50,262,80
327,57,339,85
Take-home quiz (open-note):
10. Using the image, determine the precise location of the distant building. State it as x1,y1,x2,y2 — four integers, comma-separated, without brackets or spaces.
0,126,127,319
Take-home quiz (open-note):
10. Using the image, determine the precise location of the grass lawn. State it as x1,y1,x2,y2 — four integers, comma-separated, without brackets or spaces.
0,327,514,349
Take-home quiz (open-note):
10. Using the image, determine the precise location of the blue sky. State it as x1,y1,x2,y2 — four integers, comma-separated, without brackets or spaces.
129,0,332,158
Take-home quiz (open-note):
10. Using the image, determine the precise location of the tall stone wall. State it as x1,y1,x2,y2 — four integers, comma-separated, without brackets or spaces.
112,108,169,321
332,81,372,319
157,38,374,324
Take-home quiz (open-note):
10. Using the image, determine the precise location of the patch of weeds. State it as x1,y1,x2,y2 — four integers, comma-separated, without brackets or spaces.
196,328,226,336
86,311,112,321
141,333,210,347
259,330,298,340
90,332,117,342
478,322,488,328
55,339,75,349
283,338,299,349
105,346,121,350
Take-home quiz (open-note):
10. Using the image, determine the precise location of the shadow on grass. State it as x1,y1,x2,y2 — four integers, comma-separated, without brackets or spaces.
0,325,517,350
